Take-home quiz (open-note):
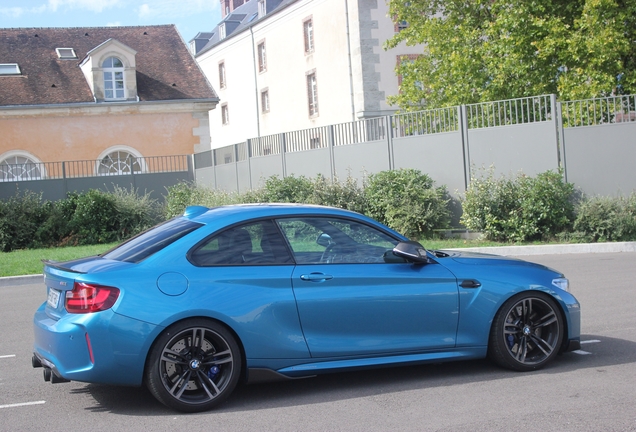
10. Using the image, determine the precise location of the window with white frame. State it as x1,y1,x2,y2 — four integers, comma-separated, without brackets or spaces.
219,23,227,40
303,18,314,53
0,154,42,181
261,89,270,113
307,71,319,117
56,48,77,59
257,41,267,72
222,104,230,125
219,61,226,89
98,150,142,175
103,56,125,100
258,0,266,18
0,63,21,75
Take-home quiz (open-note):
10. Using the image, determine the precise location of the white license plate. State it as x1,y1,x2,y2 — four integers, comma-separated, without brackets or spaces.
47,288,61,308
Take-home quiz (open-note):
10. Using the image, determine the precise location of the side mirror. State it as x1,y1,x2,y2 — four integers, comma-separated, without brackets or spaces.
392,241,430,264
316,233,333,247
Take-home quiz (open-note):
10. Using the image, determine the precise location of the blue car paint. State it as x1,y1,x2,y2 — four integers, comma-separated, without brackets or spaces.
33,204,581,388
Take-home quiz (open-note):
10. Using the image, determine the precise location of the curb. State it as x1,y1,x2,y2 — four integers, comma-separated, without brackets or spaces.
446,241,636,256
0,274,43,287
2,242,635,287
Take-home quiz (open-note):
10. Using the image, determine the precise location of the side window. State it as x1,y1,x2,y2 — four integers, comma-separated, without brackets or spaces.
189,220,293,266
276,217,399,264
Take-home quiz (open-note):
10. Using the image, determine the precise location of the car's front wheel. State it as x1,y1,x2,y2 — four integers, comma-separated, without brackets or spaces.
145,319,242,412
489,292,564,371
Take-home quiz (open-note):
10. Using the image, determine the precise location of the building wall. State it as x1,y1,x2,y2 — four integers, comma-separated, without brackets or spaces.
196,0,424,149
0,104,209,165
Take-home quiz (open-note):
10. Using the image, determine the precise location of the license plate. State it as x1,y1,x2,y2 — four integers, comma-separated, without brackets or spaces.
47,288,60,309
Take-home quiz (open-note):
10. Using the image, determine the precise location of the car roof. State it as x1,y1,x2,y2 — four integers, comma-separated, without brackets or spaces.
184,203,364,224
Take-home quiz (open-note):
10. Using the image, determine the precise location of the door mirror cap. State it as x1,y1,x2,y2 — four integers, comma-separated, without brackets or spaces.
392,241,431,264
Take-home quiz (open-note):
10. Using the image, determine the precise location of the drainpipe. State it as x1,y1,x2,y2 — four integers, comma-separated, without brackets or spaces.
344,0,356,121
250,26,261,138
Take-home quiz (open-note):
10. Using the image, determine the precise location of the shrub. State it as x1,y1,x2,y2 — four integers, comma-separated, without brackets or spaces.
0,190,49,252
461,168,575,242
110,186,161,239
164,182,242,218
68,189,120,244
364,169,451,238
572,194,636,242
309,175,368,214
259,175,314,203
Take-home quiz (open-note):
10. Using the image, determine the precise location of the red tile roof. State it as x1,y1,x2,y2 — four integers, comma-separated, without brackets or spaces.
0,25,218,107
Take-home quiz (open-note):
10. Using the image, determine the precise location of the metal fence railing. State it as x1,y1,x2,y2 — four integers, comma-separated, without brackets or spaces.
392,106,459,138
0,154,190,182
284,126,331,153
333,117,388,145
251,134,282,156
561,94,636,127
466,95,553,129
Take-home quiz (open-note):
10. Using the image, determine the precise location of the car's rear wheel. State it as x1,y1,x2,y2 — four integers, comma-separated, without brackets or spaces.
489,292,563,371
145,319,241,412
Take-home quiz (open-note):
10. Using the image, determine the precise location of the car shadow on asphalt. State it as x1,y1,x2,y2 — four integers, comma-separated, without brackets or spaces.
77,333,635,415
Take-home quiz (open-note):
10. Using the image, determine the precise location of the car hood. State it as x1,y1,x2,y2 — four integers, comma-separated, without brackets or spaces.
433,250,563,275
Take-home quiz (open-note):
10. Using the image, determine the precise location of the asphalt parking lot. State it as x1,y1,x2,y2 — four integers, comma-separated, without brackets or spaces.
1,251,635,431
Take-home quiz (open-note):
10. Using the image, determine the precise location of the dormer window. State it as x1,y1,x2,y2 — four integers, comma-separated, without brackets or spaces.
0,63,21,75
258,0,266,18
56,48,77,59
103,56,125,100
219,23,227,40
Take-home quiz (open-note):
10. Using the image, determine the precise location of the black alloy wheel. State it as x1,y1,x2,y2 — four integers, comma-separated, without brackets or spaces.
145,319,241,412
489,292,564,371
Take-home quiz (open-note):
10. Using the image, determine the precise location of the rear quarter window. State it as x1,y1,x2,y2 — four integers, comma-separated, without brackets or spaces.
102,218,203,263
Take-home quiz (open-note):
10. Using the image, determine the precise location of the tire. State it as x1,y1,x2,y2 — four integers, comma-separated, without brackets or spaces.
145,318,242,412
488,292,564,372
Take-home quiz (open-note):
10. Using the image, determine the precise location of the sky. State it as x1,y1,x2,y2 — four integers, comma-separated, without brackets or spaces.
0,0,223,43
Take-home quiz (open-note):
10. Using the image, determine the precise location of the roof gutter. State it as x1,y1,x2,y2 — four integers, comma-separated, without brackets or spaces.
0,98,220,112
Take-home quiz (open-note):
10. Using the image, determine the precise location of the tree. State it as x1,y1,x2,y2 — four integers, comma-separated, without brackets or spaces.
386,0,636,110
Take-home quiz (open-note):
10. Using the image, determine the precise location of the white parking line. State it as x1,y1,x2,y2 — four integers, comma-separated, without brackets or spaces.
0,401,46,409
0,355,16,359
581,340,601,344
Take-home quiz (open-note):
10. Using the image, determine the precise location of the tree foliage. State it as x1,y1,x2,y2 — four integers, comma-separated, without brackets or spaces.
386,0,636,109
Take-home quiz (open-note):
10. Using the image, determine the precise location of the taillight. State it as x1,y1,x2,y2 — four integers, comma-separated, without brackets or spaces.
65,282,120,314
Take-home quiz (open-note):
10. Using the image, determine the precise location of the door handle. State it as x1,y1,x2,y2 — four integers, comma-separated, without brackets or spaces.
300,273,333,282
460,279,481,288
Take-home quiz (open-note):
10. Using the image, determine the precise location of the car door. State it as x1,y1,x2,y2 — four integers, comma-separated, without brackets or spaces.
276,216,459,358
187,219,308,360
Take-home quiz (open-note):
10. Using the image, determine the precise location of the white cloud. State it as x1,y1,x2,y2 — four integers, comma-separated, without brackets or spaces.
47,0,122,13
0,5,47,18
136,0,217,19
137,3,151,18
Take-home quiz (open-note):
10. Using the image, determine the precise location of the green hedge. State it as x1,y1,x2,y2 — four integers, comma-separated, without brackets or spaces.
3,169,635,252
164,170,452,239
461,169,575,242
0,187,160,252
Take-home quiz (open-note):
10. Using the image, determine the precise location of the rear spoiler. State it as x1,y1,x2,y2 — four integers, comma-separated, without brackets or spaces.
42,259,89,274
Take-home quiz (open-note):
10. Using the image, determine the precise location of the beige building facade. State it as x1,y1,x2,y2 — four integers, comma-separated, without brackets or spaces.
0,26,217,181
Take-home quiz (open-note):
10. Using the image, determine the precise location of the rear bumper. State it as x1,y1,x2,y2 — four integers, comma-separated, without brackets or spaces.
33,302,158,386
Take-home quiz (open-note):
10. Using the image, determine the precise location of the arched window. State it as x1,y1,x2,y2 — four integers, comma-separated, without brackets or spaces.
0,153,43,182
103,56,125,100
98,150,143,175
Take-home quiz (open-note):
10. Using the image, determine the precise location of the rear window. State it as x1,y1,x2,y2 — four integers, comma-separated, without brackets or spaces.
102,218,203,263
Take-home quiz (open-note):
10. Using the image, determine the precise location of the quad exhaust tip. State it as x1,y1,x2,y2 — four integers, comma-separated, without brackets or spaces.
34,355,70,383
